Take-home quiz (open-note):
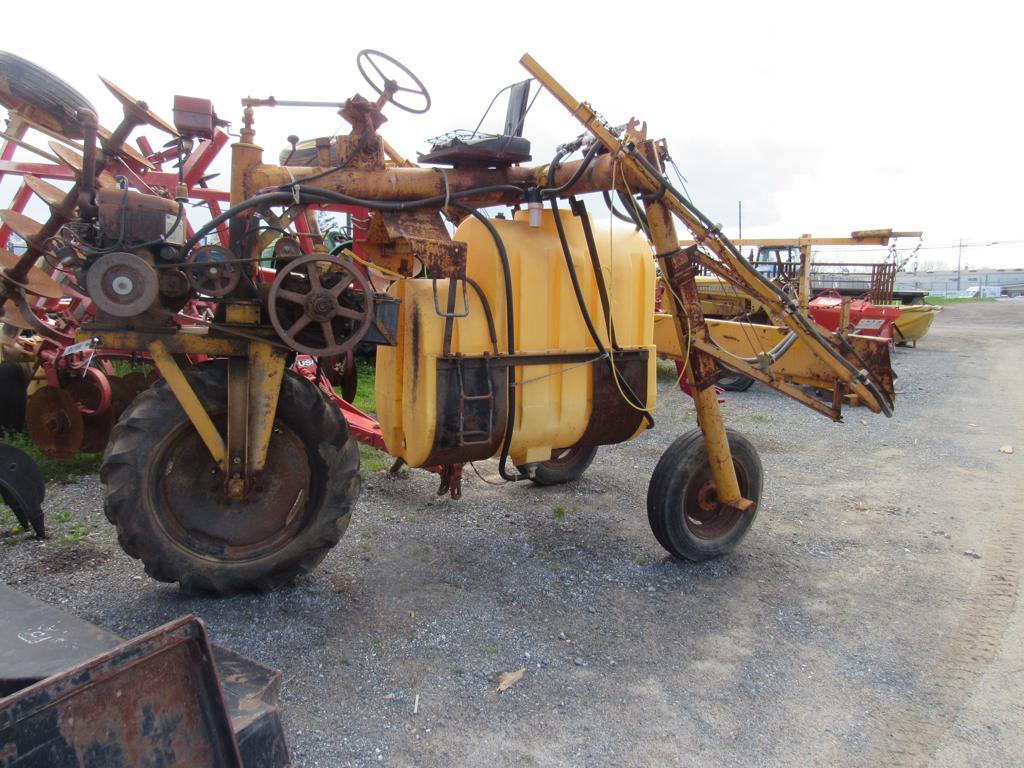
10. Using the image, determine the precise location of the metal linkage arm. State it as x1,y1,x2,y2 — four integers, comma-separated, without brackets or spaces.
520,54,893,418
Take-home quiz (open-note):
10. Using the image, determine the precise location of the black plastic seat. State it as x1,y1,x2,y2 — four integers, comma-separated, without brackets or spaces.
418,79,532,168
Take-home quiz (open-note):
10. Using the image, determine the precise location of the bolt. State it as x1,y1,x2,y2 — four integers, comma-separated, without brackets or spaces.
226,475,246,500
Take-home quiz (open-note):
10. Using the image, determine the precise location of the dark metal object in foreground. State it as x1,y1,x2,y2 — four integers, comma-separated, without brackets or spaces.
0,585,290,767
0,442,45,537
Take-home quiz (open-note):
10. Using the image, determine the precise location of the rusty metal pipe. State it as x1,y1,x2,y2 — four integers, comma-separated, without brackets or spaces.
239,153,648,205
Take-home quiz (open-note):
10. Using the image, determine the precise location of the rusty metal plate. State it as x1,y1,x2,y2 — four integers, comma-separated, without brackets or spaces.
575,350,649,447
363,210,467,278
0,614,244,767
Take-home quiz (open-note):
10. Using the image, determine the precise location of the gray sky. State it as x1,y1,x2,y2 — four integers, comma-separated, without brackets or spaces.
4,0,1021,269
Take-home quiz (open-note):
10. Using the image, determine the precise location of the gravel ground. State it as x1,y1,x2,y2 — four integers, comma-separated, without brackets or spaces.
2,301,1021,767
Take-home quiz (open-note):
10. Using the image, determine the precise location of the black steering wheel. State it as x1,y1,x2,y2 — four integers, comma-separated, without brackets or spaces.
356,49,431,114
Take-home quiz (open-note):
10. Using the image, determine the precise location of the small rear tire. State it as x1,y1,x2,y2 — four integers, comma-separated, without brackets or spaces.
718,370,755,392
647,428,762,560
518,445,598,486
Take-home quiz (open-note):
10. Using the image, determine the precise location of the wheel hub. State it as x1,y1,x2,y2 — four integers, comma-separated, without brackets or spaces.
305,290,338,321
695,480,719,512
154,418,313,561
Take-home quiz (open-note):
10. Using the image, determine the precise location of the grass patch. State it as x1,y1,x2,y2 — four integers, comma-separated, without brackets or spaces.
552,504,578,520
924,296,998,305
0,502,20,530
2,432,102,483
656,358,681,383
58,522,90,545
358,442,391,473
344,358,377,415
110,360,154,377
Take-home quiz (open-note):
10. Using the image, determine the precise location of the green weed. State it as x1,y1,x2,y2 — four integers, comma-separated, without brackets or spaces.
58,522,90,545
0,503,21,531
552,504,578,520
358,443,391,473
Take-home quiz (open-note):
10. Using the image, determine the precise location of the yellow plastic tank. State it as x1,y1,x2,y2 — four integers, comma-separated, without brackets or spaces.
375,208,656,468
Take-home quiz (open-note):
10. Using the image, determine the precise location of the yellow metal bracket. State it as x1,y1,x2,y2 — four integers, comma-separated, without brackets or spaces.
147,340,227,472
246,342,289,475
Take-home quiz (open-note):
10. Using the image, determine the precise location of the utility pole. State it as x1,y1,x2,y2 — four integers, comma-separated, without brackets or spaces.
738,201,742,241
956,238,963,292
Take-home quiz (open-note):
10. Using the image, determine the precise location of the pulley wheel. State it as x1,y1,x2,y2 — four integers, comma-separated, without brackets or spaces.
85,251,159,317
268,254,373,357
186,244,240,298
26,385,84,459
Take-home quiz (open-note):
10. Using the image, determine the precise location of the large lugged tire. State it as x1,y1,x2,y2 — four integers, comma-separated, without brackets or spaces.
0,52,96,138
647,428,762,560
517,445,599,486
101,362,359,594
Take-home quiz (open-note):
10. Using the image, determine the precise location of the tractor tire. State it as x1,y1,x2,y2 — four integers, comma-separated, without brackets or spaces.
647,428,762,560
0,51,96,138
101,361,359,595
0,361,28,434
518,445,598,486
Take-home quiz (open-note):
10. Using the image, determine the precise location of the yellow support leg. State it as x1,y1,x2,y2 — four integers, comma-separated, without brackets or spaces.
246,342,289,475
644,198,752,512
147,340,226,472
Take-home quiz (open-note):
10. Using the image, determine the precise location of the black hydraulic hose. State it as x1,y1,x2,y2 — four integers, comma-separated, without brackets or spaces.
539,140,602,198
603,190,634,224
182,184,526,257
571,198,618,349
182,191,298,254
546,167,654,427
618,190,651,240
449,202,523,482
463,275,498,354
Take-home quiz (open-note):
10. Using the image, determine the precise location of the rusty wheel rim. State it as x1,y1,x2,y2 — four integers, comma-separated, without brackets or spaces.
150,416,314,562
681,460,750,540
